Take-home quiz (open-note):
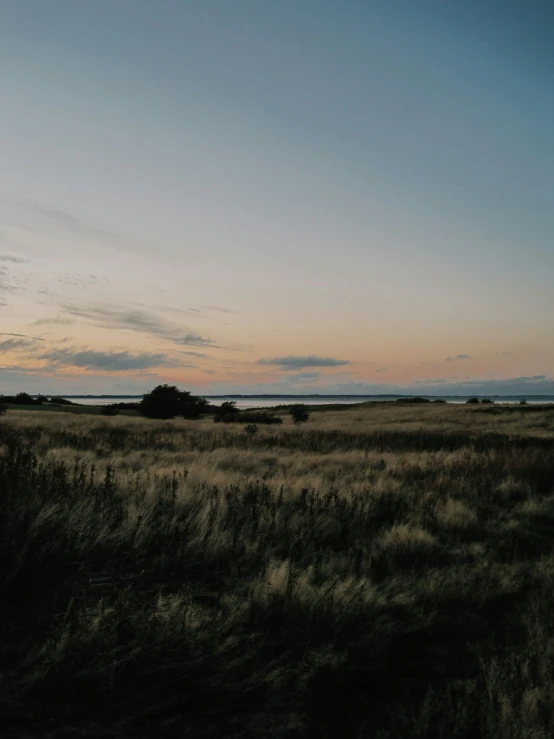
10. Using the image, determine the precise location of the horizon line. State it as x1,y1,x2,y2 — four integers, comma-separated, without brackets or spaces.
17,393,554,400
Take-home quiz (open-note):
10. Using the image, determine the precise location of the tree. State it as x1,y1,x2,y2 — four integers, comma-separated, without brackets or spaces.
289,404,310,425
139,385,211,420
219,401,238,414
180,393,211,419
15,392,37,405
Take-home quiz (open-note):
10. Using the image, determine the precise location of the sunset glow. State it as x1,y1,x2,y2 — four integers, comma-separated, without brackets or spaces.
2,1,553,396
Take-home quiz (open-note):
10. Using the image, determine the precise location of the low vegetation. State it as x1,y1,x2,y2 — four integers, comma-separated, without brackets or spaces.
1,402,554,737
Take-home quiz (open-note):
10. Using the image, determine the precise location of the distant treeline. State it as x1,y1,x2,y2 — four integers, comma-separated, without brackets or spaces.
0,393,75,406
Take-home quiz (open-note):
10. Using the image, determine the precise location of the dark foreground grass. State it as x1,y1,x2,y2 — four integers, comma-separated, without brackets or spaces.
1,410,554,738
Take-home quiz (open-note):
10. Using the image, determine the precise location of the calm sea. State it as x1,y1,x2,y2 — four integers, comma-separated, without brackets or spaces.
63,396,554,409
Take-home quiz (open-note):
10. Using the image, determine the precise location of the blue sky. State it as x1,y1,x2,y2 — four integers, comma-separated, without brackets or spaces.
1,1,553,395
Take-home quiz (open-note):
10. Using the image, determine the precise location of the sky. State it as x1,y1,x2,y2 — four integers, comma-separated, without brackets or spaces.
1,0,553,396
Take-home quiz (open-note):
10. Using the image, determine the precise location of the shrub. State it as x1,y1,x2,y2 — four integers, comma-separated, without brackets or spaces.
219,401,238,414
435,498,477,531
377,524,438,568
102,405,119,416
221,412,282,425
104,401,140,411
0,403,6,416
0,392,46,406
395,396,431,404
139,385,211,419
49,396,74,405
290,404,310,424
244,424,258,435
496,476,532,501
481,398,494,404
466,397,480,404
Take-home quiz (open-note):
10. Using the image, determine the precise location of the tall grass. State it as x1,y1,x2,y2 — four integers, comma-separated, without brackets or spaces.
1,404,554,737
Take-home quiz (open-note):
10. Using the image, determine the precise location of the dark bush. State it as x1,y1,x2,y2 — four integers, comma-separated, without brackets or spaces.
102,405,120,416
395,397,431,404
466,397,480,404
49,397,74,405
139,385,211,420
0,403,7,416
221,412,282,425
219,401,238,414
244,413,282,425
0,393,46,406
102,401,140,411
290,404,310,424
481,398,494,404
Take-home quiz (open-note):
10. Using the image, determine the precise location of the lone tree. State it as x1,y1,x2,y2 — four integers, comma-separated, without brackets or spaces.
139,385,211,420
289,404,310,425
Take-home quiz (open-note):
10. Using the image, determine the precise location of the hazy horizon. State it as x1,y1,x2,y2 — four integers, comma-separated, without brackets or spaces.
2,1,553,396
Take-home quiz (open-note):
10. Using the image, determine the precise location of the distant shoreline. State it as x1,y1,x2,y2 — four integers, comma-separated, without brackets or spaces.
31,394,554,401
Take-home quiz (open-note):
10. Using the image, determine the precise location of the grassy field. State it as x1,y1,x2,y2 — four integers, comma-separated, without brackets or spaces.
1,403,554,738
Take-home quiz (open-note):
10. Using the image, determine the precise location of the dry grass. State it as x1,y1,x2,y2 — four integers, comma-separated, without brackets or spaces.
435,498,478,531
1,403,554,738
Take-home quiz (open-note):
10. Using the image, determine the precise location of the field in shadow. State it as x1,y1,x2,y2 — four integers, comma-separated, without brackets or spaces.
1,404,554,737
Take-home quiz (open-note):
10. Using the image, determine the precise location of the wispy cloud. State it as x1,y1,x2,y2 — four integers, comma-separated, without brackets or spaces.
181,350,209,359
37,347,181,372
0,266,17,297
495,351,516,356
445,354,471,362
31,316,75,326
286,371,323,382
58,273,99,287
0,337,41,352
0,254,29,263
0,193,126,249
256,355,350,370
61,303,223,348
0,251,31,303
203,305,236,314
0,332,45,341
0,364,48,374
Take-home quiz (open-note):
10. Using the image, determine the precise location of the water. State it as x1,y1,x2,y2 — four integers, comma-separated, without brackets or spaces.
61,395,554,409
60,396,371,408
